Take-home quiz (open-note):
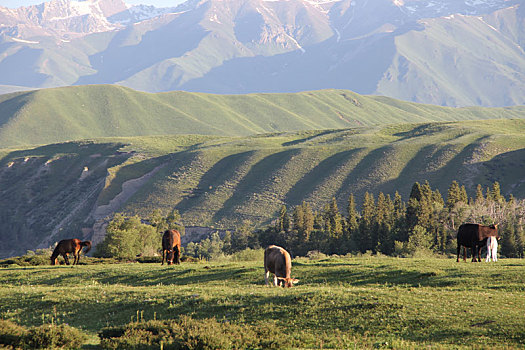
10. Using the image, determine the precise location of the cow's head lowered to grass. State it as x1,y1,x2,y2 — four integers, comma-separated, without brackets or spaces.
264,245,299,288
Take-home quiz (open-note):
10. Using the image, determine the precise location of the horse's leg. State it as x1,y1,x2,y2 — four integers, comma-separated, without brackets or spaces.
175,246,181,264
471,244,476,262
161,250,165,265
478,244,483,262
457,244,460,262
63,253,70,265
463,246,467,262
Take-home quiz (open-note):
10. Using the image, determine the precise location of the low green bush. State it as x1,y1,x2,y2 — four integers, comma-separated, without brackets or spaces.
228,248,264,262
0,320,87,349
99,316,283,350
0,249,52,267
0,319,27,348
24,324,87,349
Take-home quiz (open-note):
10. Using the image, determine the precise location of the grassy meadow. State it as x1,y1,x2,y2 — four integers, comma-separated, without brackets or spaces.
1,255,524,349
1,85,525,148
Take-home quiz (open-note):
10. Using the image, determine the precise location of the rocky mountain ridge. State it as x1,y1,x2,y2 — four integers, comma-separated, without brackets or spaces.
0,0,523,106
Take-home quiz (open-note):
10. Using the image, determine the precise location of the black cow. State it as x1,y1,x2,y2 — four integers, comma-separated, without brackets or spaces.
457,223,499,262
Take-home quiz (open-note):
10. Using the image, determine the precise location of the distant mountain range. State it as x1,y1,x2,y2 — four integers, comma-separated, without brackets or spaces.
0,0,524,107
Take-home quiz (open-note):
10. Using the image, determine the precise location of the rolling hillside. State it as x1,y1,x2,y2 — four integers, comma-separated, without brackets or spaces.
1,85,525,148
1,119,524,258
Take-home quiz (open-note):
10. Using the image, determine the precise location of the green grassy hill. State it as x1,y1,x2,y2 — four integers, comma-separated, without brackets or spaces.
0,256,524,348
1,119,524,257
0,85,524,148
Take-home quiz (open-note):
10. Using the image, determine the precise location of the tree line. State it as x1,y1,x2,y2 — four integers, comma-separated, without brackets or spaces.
258,181,524,258
97,181,525,260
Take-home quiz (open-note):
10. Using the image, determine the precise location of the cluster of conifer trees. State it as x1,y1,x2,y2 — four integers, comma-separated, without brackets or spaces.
98,180,524,260
256,181,525,258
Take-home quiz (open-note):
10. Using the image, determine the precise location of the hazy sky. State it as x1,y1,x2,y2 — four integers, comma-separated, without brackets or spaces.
2,0,186,8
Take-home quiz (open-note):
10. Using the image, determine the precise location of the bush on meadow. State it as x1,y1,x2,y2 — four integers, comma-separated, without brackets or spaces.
0,320,87,349
99,316,284,349
24,324,87,349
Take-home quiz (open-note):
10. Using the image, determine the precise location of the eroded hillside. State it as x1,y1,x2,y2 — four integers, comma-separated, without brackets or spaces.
1,119,524,258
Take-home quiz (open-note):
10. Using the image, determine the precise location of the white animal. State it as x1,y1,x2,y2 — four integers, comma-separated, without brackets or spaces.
485,236,498,262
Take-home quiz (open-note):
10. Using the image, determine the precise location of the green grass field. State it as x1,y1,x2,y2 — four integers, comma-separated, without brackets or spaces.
1,255,524,349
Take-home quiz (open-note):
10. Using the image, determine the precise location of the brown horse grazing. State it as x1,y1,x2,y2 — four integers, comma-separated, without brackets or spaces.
50,239,92,265
162,229,181,265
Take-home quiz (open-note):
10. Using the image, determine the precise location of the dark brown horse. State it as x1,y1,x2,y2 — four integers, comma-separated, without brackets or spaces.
50,239,92,265
457,223,499,262
162,229,181,265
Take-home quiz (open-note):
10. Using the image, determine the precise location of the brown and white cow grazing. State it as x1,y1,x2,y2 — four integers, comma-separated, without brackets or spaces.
162,229,181,265
457,223,499,262
264,245,299,287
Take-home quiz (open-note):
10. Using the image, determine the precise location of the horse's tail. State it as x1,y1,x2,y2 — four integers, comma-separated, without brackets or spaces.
81,241,92,254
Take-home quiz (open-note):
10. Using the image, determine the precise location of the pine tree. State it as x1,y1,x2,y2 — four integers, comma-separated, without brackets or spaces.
393,191,405,221
460,185,468,204
358,192,375,252
302,202,315,241
293,205,305,235
410,182,424,201
500,223,517,258
432,189,445,208
277,205,290,233
325,197,343,239
422,181,433,202
490,181,504,203
485,186,492,201
375,192,394,254
345,194,360,253
406,183,422,230
347,194,359,232
447,180,462,210
475,184,484,204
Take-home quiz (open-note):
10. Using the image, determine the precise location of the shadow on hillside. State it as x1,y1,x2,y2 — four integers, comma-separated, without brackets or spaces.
211,149,302,224
284,148,364,206
176,150,257,214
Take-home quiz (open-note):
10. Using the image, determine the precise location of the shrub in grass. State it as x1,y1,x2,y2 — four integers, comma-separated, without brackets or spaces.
99,316,283,349
306,250,327,260
0,319,27,348
0,320,87,349
0,249,53,267
24,324,87,349
229,248,264,262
